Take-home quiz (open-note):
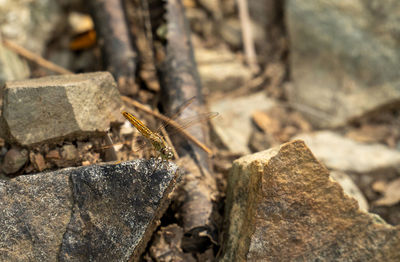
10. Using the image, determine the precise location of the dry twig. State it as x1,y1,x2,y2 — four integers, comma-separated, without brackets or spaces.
2,38,73,75
237,0,259,73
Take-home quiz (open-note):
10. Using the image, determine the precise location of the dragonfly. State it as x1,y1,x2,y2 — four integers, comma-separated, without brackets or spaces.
122,111,174,160
120,96,218,161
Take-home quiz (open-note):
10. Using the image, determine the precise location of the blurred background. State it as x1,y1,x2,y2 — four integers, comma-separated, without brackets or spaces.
0,0,400,260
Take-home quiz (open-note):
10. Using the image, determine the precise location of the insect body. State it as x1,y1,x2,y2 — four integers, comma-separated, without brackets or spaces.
122,111,174,160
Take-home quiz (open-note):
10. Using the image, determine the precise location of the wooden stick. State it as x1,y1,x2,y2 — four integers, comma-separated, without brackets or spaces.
121,96,214,156
237,0,259,73
2,38,73,75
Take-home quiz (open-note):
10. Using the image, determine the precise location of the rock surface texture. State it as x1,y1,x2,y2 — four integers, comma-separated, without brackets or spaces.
286,1,400,127
1,72,123,146
222,140,400,261
0,160,179,261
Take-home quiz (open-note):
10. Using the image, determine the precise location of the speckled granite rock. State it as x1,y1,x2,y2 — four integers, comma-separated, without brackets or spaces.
0,159,180,262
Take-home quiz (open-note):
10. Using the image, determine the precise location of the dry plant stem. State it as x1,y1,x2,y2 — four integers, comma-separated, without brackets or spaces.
2,38,73,75
88,0,137,95
103,133,119,162
155,0,218,251
237,0,259,73
121,96,213,156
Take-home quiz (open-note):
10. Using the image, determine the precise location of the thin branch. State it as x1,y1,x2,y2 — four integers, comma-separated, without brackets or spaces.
237,0,259,73
121,96,214,156
2,38,73,75
159,125,179,160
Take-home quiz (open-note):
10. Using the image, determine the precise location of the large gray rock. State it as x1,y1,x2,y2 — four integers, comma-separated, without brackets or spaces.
286,1,400,127
0,159,179,262
294,131,400,174
222,140,400,261
1,72,123,146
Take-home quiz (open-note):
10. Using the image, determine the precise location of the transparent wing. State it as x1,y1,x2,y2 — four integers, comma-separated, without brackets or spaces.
155,111,219,135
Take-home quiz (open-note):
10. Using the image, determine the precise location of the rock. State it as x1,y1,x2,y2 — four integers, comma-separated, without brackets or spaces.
1,72,124,146
61,144,79,161
294,131,400,173
45,149,61,160
330,170,369,211
0,159,179,261
1,147,28,174
29,152,47,172
0,0,63,55
195,46,252,93
286,1,400,127
210,92,275,154
222,140,400,261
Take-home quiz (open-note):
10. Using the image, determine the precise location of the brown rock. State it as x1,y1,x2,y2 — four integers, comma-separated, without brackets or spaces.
222,140,400,261
1,147,28,174
29,152,47,172
45,149,60,160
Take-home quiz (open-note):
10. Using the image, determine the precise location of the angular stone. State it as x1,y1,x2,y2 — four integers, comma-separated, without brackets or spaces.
0,160,179,261
294,131,400,173
210,92,275,154
1,72,123,146
286,1,400,127
222,140,400,261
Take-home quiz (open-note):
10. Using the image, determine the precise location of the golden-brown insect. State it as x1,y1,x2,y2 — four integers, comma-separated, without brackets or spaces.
122,111,174,160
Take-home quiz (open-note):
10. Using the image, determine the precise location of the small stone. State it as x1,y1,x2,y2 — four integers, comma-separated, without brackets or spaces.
222,140,400,261
61,145,78,161
1,72,123,146
45,150,60,160
29,152,46,172
1,147,28,174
